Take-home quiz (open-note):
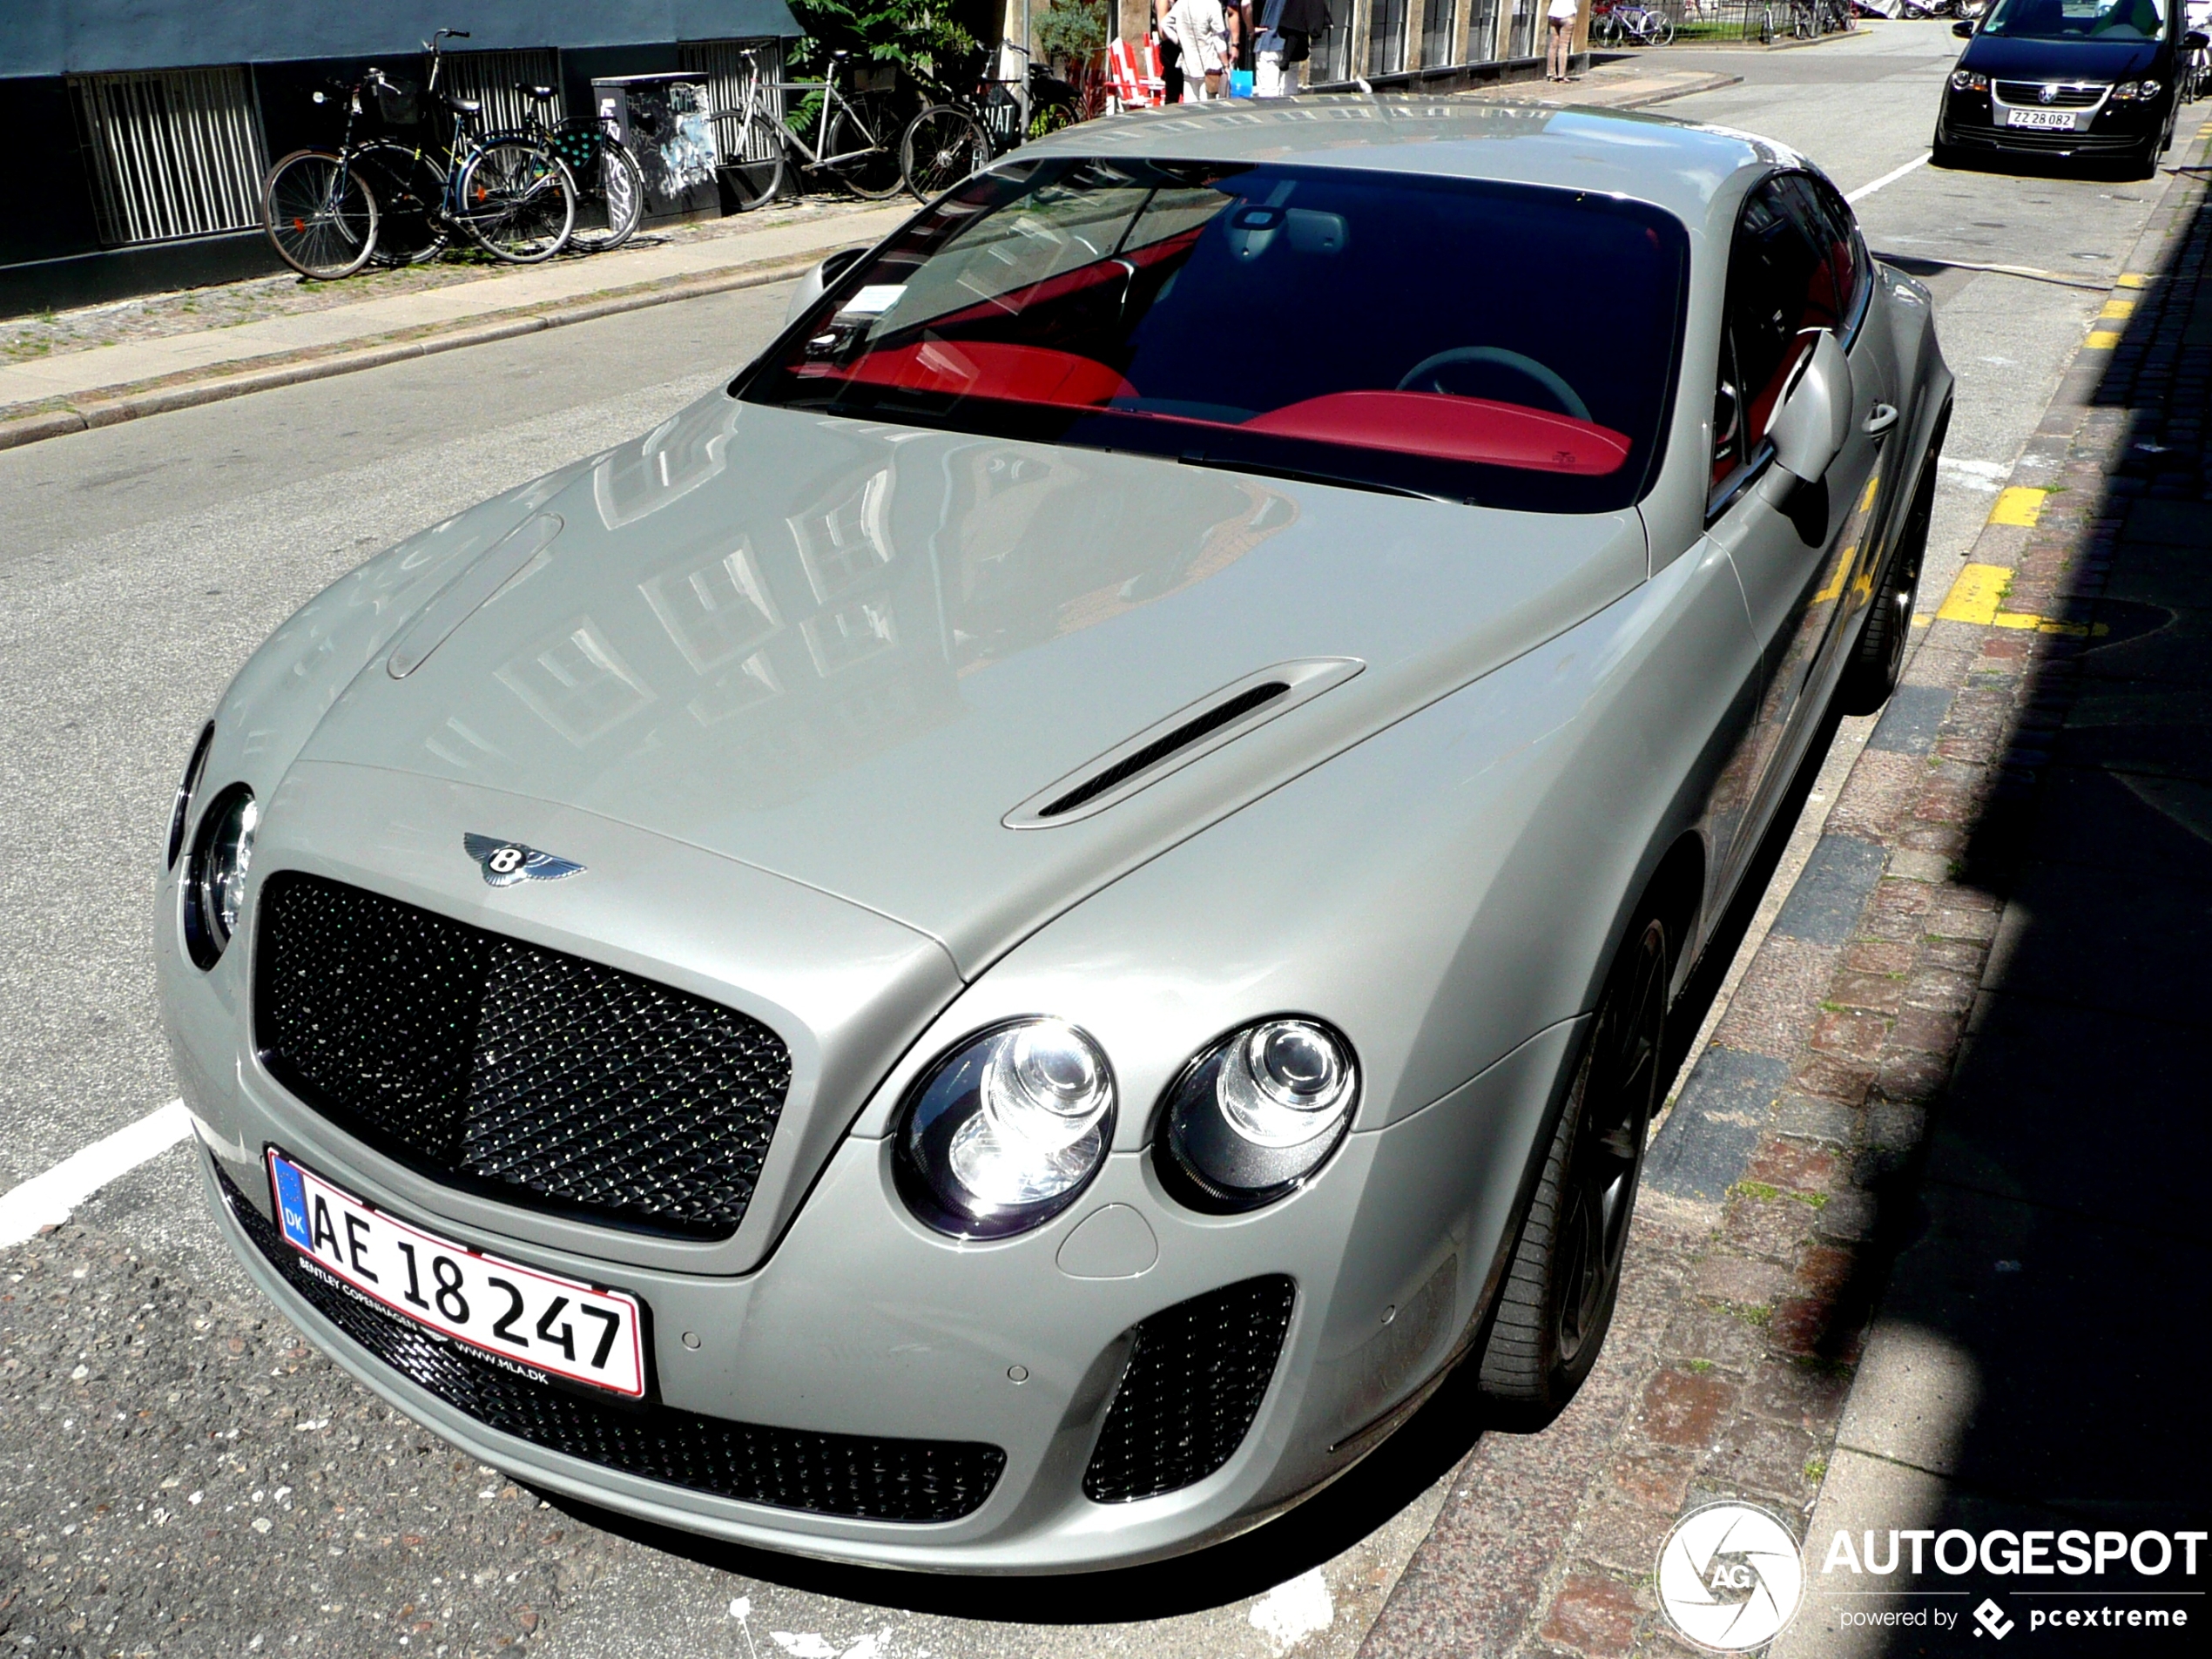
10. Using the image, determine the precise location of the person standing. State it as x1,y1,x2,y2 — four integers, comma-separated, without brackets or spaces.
1546,0,1579,82
1166,0,1235,99
1154,0,1184,105
1256,0,1330,96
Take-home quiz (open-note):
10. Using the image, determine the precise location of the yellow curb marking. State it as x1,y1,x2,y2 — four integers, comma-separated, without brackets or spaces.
2116,273,2151,288
1993,612,2108,637
1931,566,2106,636
2087,330,2123,349
1990,486,2047,527
1912,614,1932,628
1938,563,2014,624
2099,299,2135,320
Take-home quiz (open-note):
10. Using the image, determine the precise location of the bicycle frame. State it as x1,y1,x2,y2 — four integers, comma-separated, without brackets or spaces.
743,58,887,171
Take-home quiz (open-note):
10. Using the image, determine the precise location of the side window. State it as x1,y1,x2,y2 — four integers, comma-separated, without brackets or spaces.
1712,178,1828,496
1786,173,1870,338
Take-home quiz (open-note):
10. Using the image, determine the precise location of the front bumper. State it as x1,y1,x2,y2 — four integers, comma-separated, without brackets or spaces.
1938,86,2162,158
163,823,1578,1570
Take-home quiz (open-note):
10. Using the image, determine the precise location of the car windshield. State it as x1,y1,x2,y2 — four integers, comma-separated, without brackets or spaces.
741,157,1691,514
1979,0,2167,39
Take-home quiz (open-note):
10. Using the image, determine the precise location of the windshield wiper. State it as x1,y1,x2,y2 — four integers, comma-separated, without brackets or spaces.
1175,448,1467,506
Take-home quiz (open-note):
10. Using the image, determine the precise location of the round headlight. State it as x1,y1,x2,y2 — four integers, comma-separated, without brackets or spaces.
1157,1018,1358,1212
166,723,214,870
185,784,257,969
895,1019,1116,1238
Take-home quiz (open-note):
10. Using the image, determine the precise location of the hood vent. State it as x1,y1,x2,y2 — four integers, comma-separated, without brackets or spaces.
1005,658,1364,830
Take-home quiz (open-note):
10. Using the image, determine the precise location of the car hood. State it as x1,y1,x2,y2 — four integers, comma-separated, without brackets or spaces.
1962,34,2161,78
297,393,1648,974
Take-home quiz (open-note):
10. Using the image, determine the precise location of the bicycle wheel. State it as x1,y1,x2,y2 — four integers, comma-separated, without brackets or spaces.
721,113,787,212
901,105,990,200
353,140,448,266
570,140,644,253
827,94,908,200
1028,96,1081,139
1759,5,1776,41
1653,17,1676,43
262,151,377,280
455,139,576,263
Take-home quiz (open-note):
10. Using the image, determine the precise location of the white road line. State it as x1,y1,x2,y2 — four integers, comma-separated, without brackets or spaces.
1847,152,1933,205
0,1100,192,1247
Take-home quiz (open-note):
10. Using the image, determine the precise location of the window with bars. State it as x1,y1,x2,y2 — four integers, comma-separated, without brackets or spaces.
433,47,563,136
678,38,786,164
69,66,269,247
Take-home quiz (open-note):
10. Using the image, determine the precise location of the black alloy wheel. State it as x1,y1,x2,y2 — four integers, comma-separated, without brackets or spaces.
1838,412,1944,715
1477,914,1668,1423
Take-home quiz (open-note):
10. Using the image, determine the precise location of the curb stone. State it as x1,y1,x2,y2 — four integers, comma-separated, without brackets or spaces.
0,246,850,454
1359,125,2207,1659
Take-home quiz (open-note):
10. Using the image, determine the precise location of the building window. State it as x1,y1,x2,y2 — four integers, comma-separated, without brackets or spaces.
1311,16,1355,82
678,38,786,164
1367,0,1411,74
1507,0,1540,58
434,47,563,136
1466,0,1501,61
1422,0,1460,66
69,66,268,247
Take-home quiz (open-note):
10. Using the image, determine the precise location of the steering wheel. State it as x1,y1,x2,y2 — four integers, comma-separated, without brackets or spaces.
1395,347,1594,424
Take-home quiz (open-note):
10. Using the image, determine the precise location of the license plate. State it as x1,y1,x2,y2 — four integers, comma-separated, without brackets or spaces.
266,1150,646,1398
2006,109,2079,130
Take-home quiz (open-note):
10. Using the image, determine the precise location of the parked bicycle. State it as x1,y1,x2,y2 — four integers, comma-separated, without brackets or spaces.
1594,1,1676,47
261,30,575,279
900,43,1083,201
712,51,907,211
490,87,645,254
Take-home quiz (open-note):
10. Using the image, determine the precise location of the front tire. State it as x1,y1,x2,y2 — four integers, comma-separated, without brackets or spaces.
262,151,377,280
901,105,990,200
1477,914,1668,1424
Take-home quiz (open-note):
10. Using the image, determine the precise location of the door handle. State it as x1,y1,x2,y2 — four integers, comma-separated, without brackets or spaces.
1863,402,1899,438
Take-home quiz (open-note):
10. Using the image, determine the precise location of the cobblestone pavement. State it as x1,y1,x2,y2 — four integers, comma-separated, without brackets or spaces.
1361,128,2212,1659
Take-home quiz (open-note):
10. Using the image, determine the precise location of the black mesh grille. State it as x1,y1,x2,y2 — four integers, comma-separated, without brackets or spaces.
1082,1275,1295,1503
254,872,790,1239
1994,82,2104,108
217,1163,1006,1522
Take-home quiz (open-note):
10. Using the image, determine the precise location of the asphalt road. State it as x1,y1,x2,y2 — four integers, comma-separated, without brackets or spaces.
0,23,2189,1657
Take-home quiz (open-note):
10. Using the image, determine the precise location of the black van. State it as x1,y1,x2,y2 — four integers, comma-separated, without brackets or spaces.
1934,0,2205,176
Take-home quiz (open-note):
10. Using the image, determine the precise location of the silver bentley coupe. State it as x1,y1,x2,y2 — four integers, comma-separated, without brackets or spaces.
157,98,1950,1572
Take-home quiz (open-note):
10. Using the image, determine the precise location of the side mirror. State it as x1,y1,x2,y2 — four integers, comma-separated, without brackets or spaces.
1765,330,1851,485
783,246,870,326
1952,18,1975,36
2188,29,2209,48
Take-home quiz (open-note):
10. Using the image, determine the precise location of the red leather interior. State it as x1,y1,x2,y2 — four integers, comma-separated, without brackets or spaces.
1240,391,1632,476
835,341,1137,408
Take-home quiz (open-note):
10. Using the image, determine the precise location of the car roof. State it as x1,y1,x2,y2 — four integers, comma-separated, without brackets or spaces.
1022,98,1787,231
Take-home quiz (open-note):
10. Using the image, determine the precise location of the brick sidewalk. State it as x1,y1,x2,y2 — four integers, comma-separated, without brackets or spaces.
1361,132,2210,1659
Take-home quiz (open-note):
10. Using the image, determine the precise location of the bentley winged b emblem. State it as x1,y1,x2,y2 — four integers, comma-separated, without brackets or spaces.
463,833,586,887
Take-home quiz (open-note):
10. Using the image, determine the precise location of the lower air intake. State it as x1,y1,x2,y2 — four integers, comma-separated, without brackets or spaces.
1082,1274,1296,1503
217,1163,1006,1523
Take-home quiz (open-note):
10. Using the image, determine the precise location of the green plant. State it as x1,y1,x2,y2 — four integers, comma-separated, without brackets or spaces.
1037,0,1109,71
787,0,977,77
